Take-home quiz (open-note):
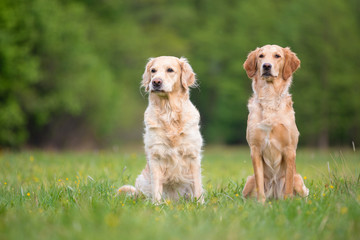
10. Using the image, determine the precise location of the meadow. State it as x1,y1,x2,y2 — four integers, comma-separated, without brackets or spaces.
0,146,359,240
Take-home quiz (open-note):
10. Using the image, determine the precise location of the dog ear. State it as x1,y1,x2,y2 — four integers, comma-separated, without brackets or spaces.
141,58,154,92
243,48,259,79
179,57,196,90
283,47,300,80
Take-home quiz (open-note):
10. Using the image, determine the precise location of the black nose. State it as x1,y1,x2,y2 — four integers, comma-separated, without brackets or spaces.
263,63,272,71
152,78,162,88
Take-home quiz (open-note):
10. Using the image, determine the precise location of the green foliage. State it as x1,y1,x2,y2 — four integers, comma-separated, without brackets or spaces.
0,0,359,147
0,148,359,239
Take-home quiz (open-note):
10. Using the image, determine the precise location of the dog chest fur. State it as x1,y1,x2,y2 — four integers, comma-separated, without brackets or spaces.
247,95,297,198
143,102,202,185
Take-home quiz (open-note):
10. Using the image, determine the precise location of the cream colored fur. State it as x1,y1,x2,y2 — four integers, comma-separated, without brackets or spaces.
242,45,309,203
118,56,204,204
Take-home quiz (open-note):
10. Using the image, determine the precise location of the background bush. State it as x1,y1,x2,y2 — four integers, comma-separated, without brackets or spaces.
0,0,359,148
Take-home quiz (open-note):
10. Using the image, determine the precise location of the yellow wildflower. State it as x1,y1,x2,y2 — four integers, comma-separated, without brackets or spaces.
330,185,334,189
235,194,239,197
303,176,307,180
27,192,30,196
322,193,325,197
4,182,7,185
66,178,69,181
340,207,348,214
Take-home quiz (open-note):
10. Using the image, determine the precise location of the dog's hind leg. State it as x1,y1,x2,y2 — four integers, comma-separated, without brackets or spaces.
118,185,137,195
242,175,256,198
294,173,309,197
118,164,152,197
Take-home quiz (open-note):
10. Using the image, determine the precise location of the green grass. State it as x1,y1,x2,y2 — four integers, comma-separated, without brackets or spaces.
0,146,359,240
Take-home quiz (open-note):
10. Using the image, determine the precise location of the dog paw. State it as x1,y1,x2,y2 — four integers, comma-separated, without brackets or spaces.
152,197,162,205
152,200,162,205
258,196,266,204
303,186,309,197
196,195,205,204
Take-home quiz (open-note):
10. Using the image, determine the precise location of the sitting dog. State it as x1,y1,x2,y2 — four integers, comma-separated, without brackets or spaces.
242,45,309,203
118,56,204,203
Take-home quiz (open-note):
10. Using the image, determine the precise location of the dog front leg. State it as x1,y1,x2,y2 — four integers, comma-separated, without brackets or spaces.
251,146,266,203
190,161,204,203
150,161,163,204
284,149,295,198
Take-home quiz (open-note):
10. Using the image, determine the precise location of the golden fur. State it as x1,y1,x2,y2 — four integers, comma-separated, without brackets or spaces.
242,45,309,203
118,56,204,203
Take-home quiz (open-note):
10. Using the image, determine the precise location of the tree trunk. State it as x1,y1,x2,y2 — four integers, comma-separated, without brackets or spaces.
318,128,329,149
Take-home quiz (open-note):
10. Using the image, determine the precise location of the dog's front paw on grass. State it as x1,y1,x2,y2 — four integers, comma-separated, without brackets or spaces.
258,196,266,204
284,193,294,200
196,195,205,204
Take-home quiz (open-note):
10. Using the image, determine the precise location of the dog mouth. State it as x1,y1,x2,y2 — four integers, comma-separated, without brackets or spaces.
262,72,273,78
151,89,167,96
261,72,277,81
151,89,165,93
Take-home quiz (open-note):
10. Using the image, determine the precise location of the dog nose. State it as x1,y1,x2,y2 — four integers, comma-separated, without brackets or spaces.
263,63,272,71
152,78,162,88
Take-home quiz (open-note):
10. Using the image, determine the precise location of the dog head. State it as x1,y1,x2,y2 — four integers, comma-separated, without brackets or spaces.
243,45,300,82
141,56,196,97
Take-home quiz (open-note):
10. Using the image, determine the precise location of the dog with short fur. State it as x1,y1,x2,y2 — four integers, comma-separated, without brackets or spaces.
242,45,309,203
118,56,204,203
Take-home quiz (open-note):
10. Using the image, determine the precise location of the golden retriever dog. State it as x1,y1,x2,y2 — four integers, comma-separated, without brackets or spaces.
242,45,309,203
118,56,204,203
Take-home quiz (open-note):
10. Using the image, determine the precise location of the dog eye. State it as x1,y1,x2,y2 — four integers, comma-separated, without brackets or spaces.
259,54,264,58
275,54,281,58
151,69,157,73
167,68,174,73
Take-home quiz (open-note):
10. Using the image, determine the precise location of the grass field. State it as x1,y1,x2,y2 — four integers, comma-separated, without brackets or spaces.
0,146,359,240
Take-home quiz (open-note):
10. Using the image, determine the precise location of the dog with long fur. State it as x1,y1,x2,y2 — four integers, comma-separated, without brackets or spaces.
242,45,309,203
118,56,204,203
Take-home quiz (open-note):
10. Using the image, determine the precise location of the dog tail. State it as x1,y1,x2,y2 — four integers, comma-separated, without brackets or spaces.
117,185,137,196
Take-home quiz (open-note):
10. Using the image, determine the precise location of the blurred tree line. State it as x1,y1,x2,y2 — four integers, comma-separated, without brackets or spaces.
0,0,359,148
